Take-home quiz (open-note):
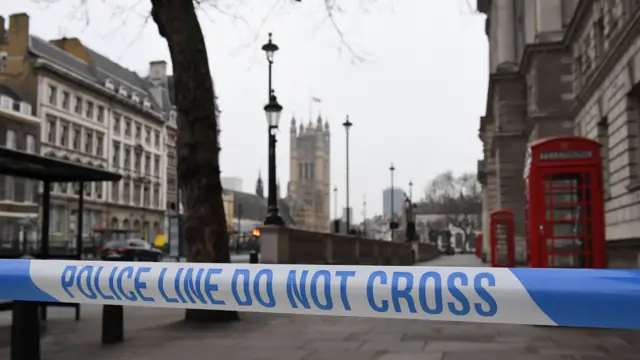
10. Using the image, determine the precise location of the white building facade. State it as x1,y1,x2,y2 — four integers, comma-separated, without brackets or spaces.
31,38,167,244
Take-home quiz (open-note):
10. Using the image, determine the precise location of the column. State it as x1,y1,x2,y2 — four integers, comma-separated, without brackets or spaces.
495,0,516,66
536,0,562,34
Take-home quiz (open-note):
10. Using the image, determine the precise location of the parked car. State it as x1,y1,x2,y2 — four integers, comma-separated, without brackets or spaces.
98,239,163,262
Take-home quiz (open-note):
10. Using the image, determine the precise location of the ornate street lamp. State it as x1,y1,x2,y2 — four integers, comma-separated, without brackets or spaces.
261,32,285,226
263,90,284,226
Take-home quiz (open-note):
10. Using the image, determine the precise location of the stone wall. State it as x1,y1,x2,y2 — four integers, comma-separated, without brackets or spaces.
258,226,438,265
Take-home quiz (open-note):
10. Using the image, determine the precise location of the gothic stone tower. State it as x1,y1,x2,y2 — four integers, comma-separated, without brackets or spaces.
287,115,331,232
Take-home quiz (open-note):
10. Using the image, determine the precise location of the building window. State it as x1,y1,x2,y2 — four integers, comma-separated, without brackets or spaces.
124,117,132,137
154,130,160,149
85,130,93,154
167,177,176,192
113,113,121,134
123,181,131,204
144,126,151,145
46,116,56,144
95,182,103,200
62,91,70,110
143,185,150,207
135,123,142,141
74,96,83,114
0,53,6,73
25,134,35,153
72,126,81,151
124,146,131,168
60,122,69,147
134,184,141,206
595,11,605,60
598,117,610,198
167,151,175,167
48,85,57,105
97,105,105,123
134,151,142,172
112,182,120,202
6,129,16,149
154,155,160,176
112,141,120,167
3,174,14,201
144,153,151,174
58,182,68,194
86,101,94,119
154,185,160,208
310,162,315,180
84,182,92,198
96,133,104,157
298,163,303,180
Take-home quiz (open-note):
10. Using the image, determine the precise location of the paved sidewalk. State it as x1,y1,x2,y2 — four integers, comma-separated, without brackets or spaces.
0,255,637,360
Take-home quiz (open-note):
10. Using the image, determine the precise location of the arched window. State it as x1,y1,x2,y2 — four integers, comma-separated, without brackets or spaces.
122,219,130,230
143,221,150,240
110,217,119,229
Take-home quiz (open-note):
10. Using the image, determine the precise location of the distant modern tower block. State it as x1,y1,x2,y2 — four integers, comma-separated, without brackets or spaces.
287,115,331,232
382,187,405,219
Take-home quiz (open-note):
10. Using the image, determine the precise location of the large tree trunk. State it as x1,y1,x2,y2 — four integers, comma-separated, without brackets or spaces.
150,0,238,323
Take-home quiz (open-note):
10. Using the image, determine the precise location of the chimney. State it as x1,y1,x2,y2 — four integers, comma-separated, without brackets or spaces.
148,60,167,83
7,13,29,56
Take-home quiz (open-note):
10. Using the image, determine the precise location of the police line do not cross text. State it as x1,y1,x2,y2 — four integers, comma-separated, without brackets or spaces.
57,263,498,317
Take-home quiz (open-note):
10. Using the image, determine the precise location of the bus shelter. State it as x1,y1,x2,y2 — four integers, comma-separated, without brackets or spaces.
0,146,121,360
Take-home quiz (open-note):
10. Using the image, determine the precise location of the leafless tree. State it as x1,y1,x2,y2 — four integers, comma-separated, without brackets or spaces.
420,171,481,250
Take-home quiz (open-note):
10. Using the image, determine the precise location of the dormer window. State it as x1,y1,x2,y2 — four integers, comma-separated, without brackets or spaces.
118,86,128,97
20,102,32,116
131,92,140,103
105,78,115,91
142,97,151,108
0,95,12,110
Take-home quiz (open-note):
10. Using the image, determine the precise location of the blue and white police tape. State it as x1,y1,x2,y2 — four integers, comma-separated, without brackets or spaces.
0,259,639,329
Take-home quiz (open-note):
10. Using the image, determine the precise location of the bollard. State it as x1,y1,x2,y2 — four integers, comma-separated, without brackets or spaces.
101,257,124,344
101,304,124,344
249,251,259,263
11,301,40,360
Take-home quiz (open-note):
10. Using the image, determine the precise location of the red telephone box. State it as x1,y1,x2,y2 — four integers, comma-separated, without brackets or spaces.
524,136,606,268
475,233,483,259
489,209,515,267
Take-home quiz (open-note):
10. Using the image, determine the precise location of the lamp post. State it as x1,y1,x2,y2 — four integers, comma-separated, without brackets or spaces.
343,115,352,233
261,32,279,96
333,186,339,233
389,163,399,239
262,33,284,226
263,92,284,226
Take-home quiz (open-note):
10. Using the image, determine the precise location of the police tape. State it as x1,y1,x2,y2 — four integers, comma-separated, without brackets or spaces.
0,259,639,330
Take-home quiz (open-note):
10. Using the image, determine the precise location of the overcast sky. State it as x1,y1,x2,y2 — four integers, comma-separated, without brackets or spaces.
5,0,487,221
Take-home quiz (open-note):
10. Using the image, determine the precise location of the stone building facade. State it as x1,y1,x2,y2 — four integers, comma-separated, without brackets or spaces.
0,13,167,245
287,116,331,232
478,0,640,267
0,85,40,245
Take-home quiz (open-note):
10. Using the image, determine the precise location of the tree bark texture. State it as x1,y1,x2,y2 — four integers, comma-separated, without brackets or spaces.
150,0,238,322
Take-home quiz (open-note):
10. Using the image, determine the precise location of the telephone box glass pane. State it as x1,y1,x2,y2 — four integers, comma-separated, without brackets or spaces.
494,219,510,266
543,172,592,268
